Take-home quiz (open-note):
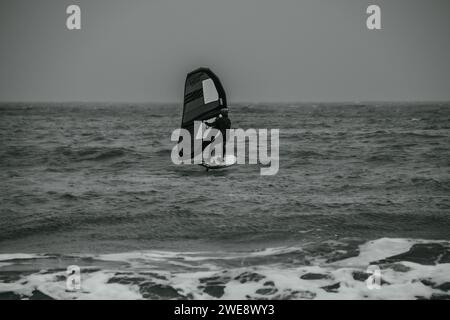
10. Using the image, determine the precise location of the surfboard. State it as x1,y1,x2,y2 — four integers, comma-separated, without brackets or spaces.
200,155,237,170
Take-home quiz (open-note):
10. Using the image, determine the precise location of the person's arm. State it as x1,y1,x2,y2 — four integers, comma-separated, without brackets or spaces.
205,119,217,127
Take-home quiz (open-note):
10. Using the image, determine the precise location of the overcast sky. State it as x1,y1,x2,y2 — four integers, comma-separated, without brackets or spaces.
1,0,449,103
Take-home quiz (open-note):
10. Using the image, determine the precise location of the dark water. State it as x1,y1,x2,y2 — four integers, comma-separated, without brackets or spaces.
0,102,449,299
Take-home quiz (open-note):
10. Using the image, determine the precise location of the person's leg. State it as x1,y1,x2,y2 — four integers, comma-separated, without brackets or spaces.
222,143,226,159
222,131,226,159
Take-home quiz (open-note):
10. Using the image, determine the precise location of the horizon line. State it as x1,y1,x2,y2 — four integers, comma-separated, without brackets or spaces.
1,100,450,105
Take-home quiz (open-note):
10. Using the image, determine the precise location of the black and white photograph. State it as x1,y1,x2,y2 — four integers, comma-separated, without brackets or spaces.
0,0,449,305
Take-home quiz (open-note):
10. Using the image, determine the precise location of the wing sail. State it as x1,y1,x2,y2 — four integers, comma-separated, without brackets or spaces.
181,68,227,128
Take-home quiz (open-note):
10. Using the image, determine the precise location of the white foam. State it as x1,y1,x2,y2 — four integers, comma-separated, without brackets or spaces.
1,238,449,300
337,238,448,267
97,246,303,263
0,270,143,300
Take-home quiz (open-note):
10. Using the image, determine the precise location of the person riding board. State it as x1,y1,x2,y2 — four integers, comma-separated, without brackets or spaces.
205,108,231,160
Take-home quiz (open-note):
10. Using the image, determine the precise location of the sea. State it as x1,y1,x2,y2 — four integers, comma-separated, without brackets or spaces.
0,102,449,299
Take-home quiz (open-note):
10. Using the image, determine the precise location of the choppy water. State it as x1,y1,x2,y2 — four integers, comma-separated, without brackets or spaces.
0,102,449,299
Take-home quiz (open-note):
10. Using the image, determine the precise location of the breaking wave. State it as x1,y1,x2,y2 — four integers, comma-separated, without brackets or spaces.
0,238,449,300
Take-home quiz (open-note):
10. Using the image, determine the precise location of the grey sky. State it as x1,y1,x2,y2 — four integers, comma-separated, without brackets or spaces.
1,0,449,103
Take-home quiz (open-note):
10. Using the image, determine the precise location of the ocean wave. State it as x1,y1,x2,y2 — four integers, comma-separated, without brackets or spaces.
55,146,130,162
0,238,449,300
411,177,450,191
365,154,395,163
